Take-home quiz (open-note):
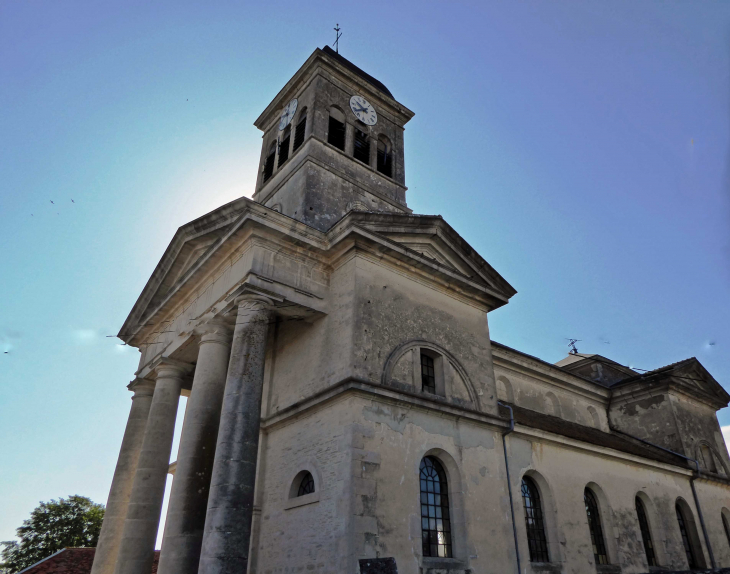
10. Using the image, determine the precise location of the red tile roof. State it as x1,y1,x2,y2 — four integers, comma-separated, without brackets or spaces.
19,548,159,574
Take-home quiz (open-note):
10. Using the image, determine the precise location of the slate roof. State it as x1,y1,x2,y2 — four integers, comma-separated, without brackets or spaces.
499,403,689,469
322,46,394,98
18,548,159,574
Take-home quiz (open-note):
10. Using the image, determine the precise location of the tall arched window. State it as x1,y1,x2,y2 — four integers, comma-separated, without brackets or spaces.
353,123,370,164
722,512,730,549
263,140,276,183
278,125,291,167
293,107,307,152
635,496,656,566
521,477,549,562
676,503,698,569
376,134,392,177
328,107,346,150
420,456,452,558
584,488,609,565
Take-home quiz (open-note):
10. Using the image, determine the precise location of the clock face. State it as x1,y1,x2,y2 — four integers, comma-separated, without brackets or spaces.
278,98,298,131
349,95,377,126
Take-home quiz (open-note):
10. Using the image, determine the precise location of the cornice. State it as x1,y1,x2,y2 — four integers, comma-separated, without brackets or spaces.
254,48,414,131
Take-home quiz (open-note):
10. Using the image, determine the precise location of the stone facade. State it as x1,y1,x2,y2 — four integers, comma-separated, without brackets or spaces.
92,47,730,574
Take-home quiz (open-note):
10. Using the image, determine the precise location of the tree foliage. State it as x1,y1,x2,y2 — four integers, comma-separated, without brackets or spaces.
0,495,104,573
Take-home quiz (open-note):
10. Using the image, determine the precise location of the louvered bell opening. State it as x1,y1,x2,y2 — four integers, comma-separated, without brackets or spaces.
277,135,290,167
377,143,392,177
353,129,370,164
263,152,275,183
328,116,346,150
293,115,306,151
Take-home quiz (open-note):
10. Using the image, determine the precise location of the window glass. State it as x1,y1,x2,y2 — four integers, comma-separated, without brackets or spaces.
421,353,436,394
635,497,656,566
676,503,697,569
584,488,609,565
297,472,315,497
521,477,549,562
722,513,730,549
420,457,452,558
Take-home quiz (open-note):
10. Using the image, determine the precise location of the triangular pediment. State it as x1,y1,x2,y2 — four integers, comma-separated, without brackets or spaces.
331,212,517,309
670,359,729,404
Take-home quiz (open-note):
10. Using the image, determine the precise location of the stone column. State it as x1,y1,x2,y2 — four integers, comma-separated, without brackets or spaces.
198,295,273,574
114,360,190,574
90,379,155,574
157,320,233,574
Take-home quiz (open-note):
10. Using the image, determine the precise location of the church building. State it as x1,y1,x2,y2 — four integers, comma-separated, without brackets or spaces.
91,47,730,574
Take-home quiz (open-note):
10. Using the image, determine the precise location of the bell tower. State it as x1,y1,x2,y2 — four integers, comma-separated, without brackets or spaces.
251,46,415,231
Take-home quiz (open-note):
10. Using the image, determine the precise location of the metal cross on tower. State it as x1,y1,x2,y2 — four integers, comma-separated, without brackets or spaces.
567,338,581,355
333,24,342,53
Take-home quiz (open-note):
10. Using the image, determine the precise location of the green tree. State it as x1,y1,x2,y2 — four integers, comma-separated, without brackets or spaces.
0,495,104,573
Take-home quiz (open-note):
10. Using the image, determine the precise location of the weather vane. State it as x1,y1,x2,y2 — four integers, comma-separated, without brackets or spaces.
333,23,342,54
566,338,581,355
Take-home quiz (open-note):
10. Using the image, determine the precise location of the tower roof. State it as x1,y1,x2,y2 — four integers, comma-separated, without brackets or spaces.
321,46,393,98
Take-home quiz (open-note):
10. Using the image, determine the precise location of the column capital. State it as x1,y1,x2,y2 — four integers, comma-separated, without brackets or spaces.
151,357,194,380
194,318,233,347
233,293,274,313
127,378,155,399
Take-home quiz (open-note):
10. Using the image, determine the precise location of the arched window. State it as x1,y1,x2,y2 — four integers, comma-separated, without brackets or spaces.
376,134,392,177
328,107,346,150
584,488,609,565
421,352,436,394
296,471,315,496
676,502,698,569
635,496,656,566
420,456,452,558
521,477,549,562
263,140,276,183
278,125,291,167
699,444,717,473
722,512,730,549
293,107,307,152
353,123,370,164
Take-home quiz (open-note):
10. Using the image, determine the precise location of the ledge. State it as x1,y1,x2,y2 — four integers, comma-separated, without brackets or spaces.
421,557,469,573
596,565,621,574
530,562,562,574
283,491,319,510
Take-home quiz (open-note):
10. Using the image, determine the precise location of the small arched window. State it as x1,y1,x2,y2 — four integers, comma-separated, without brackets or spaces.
420,456,452,558
699,444,717,473
328,107,346,150
263,140,276,183
676,502,698,569
278,125,291,168
722,512,730,549
635,496,656,566
584,488,609,565
521,477,549,562
296,471,315,497
377,135,393,177
353,123,370,164
293,108,307,152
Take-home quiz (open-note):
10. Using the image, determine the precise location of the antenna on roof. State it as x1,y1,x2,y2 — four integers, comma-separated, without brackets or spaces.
566,338,581,355
333,23,342,54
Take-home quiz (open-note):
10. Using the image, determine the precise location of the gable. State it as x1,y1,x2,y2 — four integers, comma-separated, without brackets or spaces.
337,212,517,309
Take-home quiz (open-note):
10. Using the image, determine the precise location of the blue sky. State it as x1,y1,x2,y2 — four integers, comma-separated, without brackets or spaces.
1,0,729,545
